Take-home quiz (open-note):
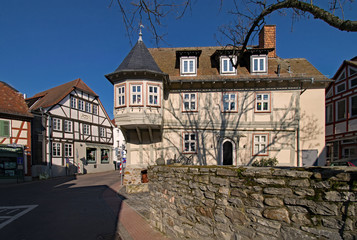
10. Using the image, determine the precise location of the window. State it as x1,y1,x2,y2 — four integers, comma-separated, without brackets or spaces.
78,99,84,111
85,102,91,113
52,118,62,131
117,85,125,107
251,56,267,73
253,134,268,156
130,84,142,105
180,57,197,75
0,120,10,137
64,120,72,132
221,56,236,74
255,93,270,112
92,105,98,115
101,149,110,163
70,97,76,109
335,83,346,94
52,143,61,157
86,148,96,163
182,93,197,112
350,77,357,89
100,127,106,137
222,93,237,112
148,85,160,106
326,104,333,123
350,96,357,118
342,146,356,159
64,144,73,157
183,133,197,153
336,99,346,121
83,124,90,135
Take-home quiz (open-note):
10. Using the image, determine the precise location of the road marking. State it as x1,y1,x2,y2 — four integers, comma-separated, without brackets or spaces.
0,205,38,230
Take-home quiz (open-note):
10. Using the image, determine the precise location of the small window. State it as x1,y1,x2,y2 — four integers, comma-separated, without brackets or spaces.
0,120,10,137
100,127,106,137
335,82,346,94
350,77,357,89
71,97,77,109
85,102,91,113
101,149,110,163
64,120,72,132
336,99,346,121
183,132,197,153
53,118,62,131
326,104,333,123
92,105,98,115
78,99,84,111
83,124,90,135
130,84,142,106
180,57,197,76
64,144,73,157
117,85,126,107
148,85,160,106
349,66,357,77
251,56,267,73
183,93,197,112
221,56,236,74
350,96,357,118
255,93,270,112
222,92,237,112
86,148,96,163
52,143,61,157
253,134,268,156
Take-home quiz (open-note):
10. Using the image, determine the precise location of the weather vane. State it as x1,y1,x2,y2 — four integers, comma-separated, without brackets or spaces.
138,23,144,41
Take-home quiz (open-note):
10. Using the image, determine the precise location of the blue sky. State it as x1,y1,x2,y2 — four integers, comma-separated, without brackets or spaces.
0,0,356,119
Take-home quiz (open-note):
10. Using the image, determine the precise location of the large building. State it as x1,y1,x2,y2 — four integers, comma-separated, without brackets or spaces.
0,81,33,180
26,79,114,177
325,57,357,164
106,25,330,168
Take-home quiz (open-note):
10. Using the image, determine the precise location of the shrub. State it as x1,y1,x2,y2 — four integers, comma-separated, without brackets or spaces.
252,157,278,167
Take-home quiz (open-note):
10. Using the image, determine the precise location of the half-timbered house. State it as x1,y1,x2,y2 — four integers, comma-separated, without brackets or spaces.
26,78,114,177
0,81,33,180
325,57,357,165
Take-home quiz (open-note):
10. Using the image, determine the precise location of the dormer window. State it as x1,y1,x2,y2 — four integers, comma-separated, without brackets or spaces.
251,55,267,74
220,56,236,75
180,57,197,76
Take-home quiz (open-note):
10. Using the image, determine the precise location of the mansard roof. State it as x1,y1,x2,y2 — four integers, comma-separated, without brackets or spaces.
26,78,97,111
0,81,32,118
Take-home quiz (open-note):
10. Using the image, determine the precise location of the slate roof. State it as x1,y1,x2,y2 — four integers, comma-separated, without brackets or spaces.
27,78,97,111
0,81,32,118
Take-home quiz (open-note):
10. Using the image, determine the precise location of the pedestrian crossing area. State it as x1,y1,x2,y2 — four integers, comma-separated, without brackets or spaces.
0,205,38,230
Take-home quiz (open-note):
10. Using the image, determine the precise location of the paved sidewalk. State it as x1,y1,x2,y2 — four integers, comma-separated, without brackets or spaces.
106,182,169,240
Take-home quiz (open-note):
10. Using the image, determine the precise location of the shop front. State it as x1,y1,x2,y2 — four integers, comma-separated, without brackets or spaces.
0,144,25,180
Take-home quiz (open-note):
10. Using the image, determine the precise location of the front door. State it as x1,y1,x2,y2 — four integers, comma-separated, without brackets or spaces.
223,141,233,165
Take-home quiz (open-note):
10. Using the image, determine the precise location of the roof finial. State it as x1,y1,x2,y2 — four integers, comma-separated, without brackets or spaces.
138,24,144,42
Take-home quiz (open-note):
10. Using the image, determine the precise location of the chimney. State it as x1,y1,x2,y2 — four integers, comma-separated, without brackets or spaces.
259,25,276,58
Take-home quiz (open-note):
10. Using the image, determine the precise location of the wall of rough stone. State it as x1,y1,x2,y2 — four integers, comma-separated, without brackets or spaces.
148,166,357,240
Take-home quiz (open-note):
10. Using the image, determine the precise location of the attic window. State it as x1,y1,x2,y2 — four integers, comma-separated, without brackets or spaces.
251,55,267,74
220,56,236,74
180,57,197,76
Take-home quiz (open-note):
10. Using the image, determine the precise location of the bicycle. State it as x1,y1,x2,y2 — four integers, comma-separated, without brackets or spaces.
166,154,194,165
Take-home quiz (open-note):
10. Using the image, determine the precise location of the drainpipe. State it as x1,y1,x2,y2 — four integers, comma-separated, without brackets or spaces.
297,91,301,167
40,108,52,177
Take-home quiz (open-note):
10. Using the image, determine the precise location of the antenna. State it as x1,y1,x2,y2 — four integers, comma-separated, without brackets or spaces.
138,24,144,42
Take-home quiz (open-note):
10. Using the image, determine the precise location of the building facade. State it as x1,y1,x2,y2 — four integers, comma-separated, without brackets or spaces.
0,81,33,179
325,57,357,164
107,25,330,168
26,79,114,177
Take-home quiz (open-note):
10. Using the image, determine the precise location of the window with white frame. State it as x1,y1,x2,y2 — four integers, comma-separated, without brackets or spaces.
180,57,197,75
70,97,76,109
64,120,72,132
0,120,10,137
92,105,98,115
326,104,333,123
78,99,84,111
52,143,61,157
336,99,346,121
253,134,268,155
52,118,62,131
221,56,236,74
130,84,142,105
64,144,73,157
350,77,357,89
335,82,346,94
256,93,270,112
183,133,197,153
350,95,357,118
183,93,197,111
222,93,237,112
148,85,159,106
117,85,125,107
85,102,91,113
251,56,267,73
83,124,90,135
100,127,106,137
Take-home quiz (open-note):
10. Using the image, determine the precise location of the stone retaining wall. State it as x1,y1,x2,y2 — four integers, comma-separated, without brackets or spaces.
148,166,357,239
